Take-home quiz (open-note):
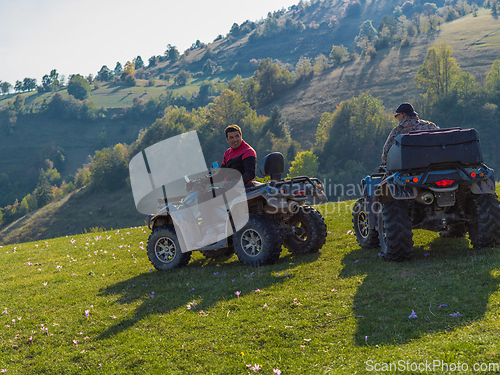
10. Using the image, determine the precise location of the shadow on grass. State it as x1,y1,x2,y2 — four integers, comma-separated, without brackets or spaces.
96,251,320,340
339,235,500,346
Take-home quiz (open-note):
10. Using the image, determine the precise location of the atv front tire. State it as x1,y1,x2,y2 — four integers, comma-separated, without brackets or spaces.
467,193,500,249
147,225,191,271
233,215,282,266
378,200,413,261
352,198,379,249
284,207,327,254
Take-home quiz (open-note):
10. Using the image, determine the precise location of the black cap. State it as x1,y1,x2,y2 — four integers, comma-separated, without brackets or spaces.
395,103,418,116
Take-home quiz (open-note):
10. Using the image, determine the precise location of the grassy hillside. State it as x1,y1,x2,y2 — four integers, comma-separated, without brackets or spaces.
1,198,500,373
0,114,147,185
153,0,404,75
5,10,497,155
0,75,241,110
272,10,500,148
1,8,499,240
0,186,144,246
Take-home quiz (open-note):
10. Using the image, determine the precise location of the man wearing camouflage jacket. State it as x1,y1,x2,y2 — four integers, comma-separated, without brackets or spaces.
381,102,439,165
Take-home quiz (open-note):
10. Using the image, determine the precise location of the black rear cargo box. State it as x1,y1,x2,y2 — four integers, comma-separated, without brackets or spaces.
386,127,483,171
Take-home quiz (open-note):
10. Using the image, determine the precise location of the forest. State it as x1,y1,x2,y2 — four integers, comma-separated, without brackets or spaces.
1,40,499,229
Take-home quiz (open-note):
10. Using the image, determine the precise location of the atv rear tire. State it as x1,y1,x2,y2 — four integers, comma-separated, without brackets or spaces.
233,215,282,266
284,207,327,254
147,225,191,271
378,200,413,261
352,198,379,249
467,193,500,249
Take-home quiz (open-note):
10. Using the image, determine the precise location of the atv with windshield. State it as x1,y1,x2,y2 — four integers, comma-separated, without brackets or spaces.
146,152,328,270
352,127,500,261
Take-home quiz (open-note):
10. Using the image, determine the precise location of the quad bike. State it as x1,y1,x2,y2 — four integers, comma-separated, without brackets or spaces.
146,152,328,270
352,127,500,261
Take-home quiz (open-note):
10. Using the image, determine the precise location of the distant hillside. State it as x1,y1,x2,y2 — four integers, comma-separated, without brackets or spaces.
151,0,407,75
0,186,144,246
263,10,500,148
2,1,500,243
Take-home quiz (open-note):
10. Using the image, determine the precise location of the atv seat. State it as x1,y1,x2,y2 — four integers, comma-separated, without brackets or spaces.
259,152,285,182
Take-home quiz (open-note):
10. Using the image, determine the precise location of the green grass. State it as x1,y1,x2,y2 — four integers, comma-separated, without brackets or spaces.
2,194,500,374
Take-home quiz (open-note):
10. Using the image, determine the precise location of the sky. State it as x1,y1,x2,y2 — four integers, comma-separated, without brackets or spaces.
0,0,300,86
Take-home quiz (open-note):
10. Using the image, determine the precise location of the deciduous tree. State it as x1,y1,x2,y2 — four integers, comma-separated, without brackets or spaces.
242,77,259,109
253,58,293,105
14,80,23,93
415,42,460,100
165,44,180,63
205,89,251,130
202,59,217,75
89,144,128,192
294,57,313,81
0,81,12,94
67,74,90,100
22,78,37,92
96,65,113,82
174,70,191,86
123,61,135,76
316,93,392,172
453,72,478,100
148,56,158,68
287,151,318,178
330,45,348,65
485,59,500,95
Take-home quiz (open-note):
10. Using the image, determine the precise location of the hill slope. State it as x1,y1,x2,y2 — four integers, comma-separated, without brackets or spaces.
153,0,411,75
1,197,500,373
270,10,500,148
1,8,500,242
0,186,144,246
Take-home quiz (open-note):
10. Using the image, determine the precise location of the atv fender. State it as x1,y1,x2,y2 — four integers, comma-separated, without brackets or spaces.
379,178,418,200
469,176,496,195
147,206,173,229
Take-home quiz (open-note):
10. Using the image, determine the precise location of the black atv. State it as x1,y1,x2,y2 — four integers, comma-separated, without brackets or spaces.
146,152,328,270
352,127,500,261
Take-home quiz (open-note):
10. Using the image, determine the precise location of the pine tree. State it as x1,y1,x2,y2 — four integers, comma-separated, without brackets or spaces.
34,170,53,208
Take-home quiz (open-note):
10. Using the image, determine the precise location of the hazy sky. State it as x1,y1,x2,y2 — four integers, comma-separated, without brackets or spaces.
0,0,299,85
